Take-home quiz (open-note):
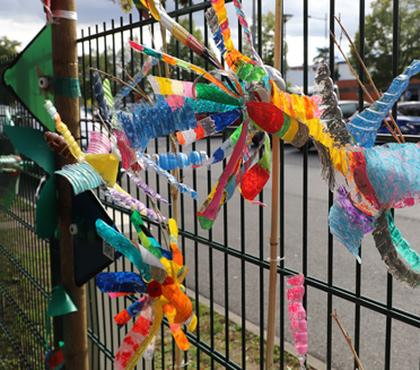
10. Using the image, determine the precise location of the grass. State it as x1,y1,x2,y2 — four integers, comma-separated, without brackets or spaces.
153,300,312,369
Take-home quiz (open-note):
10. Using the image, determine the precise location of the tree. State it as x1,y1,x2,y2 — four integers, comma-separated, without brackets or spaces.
243,12,288,69
0,37,21,105
0,37,20,60
350,0,420,90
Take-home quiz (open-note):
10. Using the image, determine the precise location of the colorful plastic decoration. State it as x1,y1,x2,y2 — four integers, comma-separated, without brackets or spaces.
107,0,420,286
287,274,308,368
153,151,208,171
95,215,196,370
347,60,420,147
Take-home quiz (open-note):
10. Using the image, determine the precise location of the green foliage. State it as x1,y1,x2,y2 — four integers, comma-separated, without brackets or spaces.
0,37,20,59
351,0,420,89
243,12,288,69
0,37,21,105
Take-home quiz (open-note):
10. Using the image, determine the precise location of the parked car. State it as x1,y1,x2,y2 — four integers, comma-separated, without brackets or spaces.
377,101,420,136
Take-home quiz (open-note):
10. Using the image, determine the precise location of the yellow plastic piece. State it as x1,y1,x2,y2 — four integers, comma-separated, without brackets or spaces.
187,314,197,332
84,153,119,186
55,119,84,160
157,77,174,95
139,0,160,20
282,117,299,142
271,84,348,175
168,218,178,239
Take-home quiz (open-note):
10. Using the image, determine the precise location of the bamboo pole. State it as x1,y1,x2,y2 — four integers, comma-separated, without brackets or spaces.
51,1,89,369
265,0,283,368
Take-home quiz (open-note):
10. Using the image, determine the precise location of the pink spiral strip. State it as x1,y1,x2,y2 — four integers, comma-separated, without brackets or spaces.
87,131,112,154
287,274,308,365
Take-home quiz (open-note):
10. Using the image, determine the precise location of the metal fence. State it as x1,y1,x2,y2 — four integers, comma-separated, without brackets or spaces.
1,1,419,369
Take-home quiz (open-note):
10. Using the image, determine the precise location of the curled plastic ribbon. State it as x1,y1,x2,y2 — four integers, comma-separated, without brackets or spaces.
347,60,420,147
176,109,242,146
106,185,164,222
139,155,198,199
96,218,151,281
126,172,168,204
117,95,196,150
287,274,308,367
86,131,112,154
55,162,102,195
45,100,84,160
153,151,208,171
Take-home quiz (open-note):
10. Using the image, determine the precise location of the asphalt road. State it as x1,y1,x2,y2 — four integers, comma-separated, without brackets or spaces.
114,138,419,369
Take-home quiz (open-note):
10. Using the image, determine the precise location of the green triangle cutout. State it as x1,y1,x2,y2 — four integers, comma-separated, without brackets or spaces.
47,285,77,317
4,126,55,174
2,25,55,131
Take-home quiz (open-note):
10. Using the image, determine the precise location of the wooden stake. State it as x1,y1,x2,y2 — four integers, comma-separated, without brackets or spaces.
51,1,88,369
332,310,365,370
265,0,283,368
333,16,405,143
330,32,402,143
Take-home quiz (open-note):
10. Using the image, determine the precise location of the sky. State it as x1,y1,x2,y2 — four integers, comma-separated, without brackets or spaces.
0,0,373,67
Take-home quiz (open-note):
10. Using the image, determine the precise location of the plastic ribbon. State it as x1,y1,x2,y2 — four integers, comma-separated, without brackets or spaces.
347,59,420,147
52,9,78,20
139,155,198,199
126,172,168,204
117,95,196,150
150,1,222,69
287,274,308,366
153,151,208,171
232,0,263,65
129,40,240,99
373,212,420,287
114,297,148,326
240,133,271,201
92,72,111,124
44,100,84,160
176,109,242,146
209,0,253,70
96,272,147,294
106,185,164,222
198,118,249,229
328,186,374,261
95,218,151,281
314,62,351,146
55,162,102,195
86,131,112,154
147,76,194,98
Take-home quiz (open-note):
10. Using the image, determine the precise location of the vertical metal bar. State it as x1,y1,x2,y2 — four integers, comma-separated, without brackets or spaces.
385,1,399,368
302,0,309,285
354,0,365,367
327,0,335,368
278,0,286,361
